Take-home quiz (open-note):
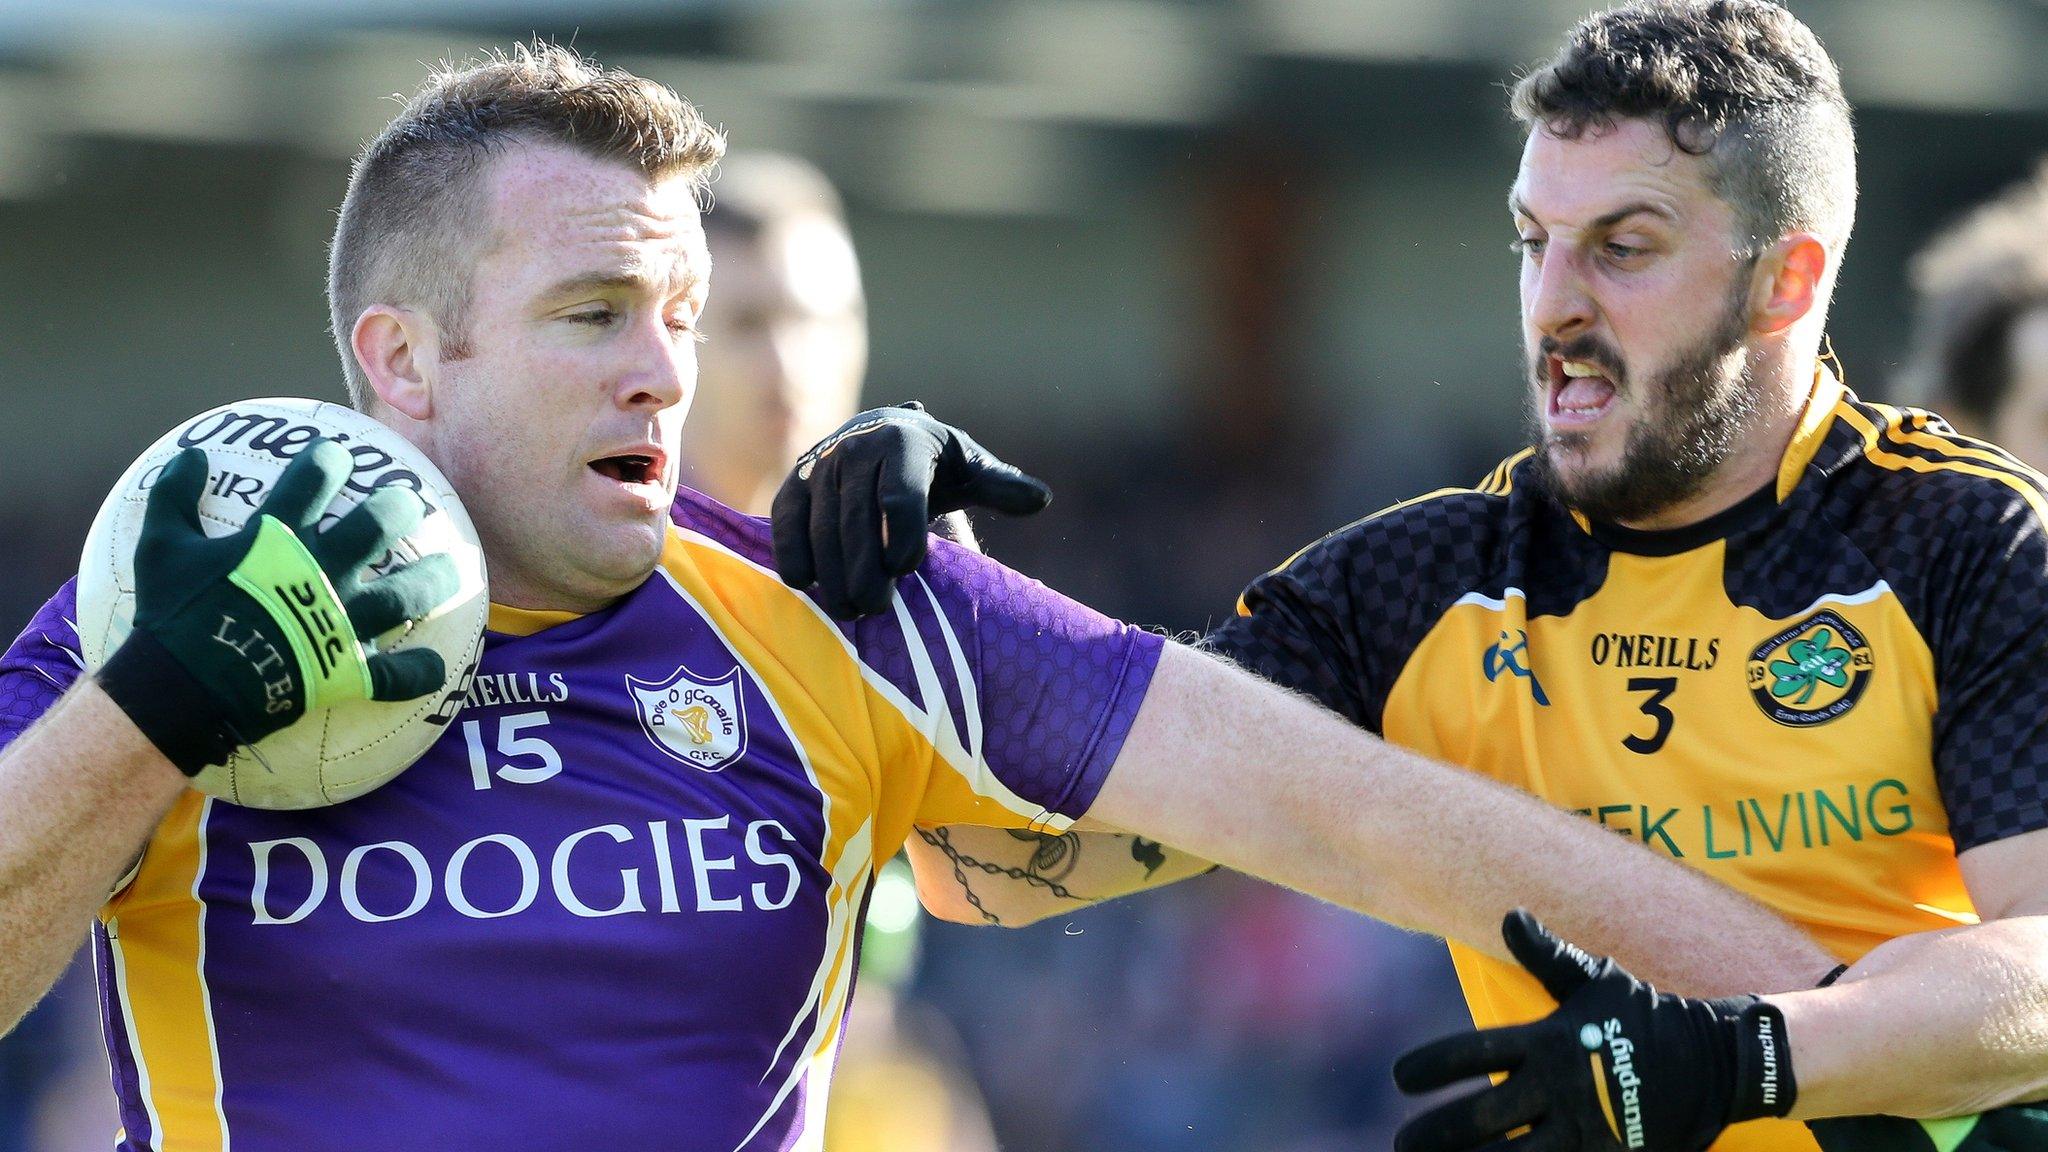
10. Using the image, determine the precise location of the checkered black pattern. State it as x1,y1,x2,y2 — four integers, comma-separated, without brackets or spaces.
1829,409,2048,851
1723,401,2048,850
1205,459,1599,732
1217,414,2048,853
1719,402,2048,851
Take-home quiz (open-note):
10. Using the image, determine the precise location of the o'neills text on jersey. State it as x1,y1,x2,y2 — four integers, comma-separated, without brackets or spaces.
1589,633,1720,671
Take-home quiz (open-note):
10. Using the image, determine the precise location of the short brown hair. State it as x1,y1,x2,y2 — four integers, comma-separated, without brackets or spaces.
328,42,726,409
1901,160,2048,426
1512,0,1856,256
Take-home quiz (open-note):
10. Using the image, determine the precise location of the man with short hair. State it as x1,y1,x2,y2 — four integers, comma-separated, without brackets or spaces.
777,2,2048,1148
1898,159,2048,468
683,151,869,517
0,40,1834,1151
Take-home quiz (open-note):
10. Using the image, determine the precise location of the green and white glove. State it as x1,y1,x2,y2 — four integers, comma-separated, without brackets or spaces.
95,439,457,775
1809,1107,2048,1152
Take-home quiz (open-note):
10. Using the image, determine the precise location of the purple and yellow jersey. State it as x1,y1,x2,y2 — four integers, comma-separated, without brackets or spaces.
1209,369,2048,1152
0,486,1163,1152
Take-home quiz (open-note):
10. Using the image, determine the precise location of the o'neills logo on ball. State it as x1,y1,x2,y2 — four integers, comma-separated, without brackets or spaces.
627,665,747,772
1745,609,1873,727
174,407,425,493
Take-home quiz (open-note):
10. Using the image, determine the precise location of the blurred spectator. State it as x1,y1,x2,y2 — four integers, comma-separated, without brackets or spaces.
1899,158,2048,465
683,151,867,517
685,147,1469,1152
687,151,997,1152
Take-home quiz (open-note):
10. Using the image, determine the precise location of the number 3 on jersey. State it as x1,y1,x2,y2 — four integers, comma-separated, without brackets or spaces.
464,710,563,788
1623,676,1677,755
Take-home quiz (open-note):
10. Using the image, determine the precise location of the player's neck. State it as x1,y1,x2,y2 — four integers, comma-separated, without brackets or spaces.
486,564,636,616
1611,350,1820,533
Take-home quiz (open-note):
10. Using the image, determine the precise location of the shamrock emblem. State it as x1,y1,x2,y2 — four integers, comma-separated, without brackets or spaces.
1768,627,1851,704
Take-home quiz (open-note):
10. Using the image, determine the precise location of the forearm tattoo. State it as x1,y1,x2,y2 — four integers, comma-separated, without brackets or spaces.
1008,827,1081,881
913,828,1190,924
914,826,1088,925
1129,837,1167,878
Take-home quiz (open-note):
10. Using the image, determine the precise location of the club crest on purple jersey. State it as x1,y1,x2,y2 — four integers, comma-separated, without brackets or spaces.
626,665,748,772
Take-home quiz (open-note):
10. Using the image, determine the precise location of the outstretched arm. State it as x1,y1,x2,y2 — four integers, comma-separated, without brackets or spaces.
1091,642,1835,997
1770,830,2048,1119
771,408,1831,982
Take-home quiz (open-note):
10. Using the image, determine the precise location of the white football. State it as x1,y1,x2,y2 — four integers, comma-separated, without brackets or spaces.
77,398,488,808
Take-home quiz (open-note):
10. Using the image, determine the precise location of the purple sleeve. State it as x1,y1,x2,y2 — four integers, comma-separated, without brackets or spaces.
850,537,1164,821
0,580,86,754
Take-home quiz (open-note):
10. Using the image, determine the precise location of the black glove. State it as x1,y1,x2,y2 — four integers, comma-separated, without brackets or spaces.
1393,911,1795,1152
1809,1105,2048,1151
96,440,457,775
772,402,1051,619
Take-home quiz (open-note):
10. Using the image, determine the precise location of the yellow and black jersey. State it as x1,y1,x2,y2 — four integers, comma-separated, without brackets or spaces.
1206,369,2048,1152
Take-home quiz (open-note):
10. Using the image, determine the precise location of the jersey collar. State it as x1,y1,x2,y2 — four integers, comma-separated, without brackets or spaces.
1584,480,1778,556
1775,358,1847,501
487,603,586,636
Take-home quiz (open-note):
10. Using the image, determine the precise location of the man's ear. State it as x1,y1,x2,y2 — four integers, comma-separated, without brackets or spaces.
1749,232,1828,337
352,306,437,420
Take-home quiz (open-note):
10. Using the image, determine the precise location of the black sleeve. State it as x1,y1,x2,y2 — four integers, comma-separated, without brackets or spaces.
1926,488,2048,853
1204,539,1381,731
1203,490,1509,735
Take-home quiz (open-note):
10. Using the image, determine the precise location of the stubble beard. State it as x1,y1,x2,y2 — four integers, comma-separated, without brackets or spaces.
1527,281,1761,525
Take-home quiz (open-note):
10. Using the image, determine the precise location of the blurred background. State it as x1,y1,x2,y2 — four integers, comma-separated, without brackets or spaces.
1,0,2044,1147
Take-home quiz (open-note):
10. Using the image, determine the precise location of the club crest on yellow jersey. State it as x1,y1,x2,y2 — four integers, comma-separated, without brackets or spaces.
1745,610,1873,727
627,665,748,772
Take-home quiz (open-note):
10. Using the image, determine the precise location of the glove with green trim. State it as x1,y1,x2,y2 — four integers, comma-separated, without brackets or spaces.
1809,1107,2048,1152
95,439,458,775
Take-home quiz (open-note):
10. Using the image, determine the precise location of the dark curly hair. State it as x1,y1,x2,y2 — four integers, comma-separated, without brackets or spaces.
1512,0,1856,256
1900,160,2048,427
